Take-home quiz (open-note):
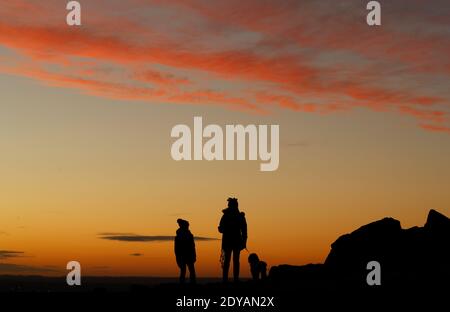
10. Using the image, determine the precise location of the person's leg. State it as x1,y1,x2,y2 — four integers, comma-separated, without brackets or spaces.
188,262,196,284
232,248,241,282
179,263,187,284
222,249,232,283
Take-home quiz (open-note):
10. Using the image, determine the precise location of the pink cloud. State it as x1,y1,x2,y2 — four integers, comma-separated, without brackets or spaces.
0,0,448,133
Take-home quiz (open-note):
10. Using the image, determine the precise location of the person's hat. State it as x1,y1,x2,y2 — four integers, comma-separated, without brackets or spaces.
177,219,189,227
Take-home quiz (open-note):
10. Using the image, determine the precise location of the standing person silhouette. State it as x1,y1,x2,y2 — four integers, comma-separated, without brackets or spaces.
218,197,247,283
174,219,196,284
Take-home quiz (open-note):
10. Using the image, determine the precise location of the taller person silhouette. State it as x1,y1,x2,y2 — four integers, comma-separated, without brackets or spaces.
218,197,247,283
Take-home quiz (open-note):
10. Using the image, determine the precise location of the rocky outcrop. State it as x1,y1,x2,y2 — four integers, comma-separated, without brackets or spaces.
269,210,450,285
324,210,449,278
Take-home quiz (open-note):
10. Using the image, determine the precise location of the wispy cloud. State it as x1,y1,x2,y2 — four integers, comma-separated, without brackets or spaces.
98,233,218,242
91,266,110,270
0,263,60,274
0,250,24,259
282,141,310,148
97,232,136,236
0,0,448,132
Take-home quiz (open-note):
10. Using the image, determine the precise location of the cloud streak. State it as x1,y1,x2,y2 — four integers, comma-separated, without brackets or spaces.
0,263,59,274
98,233,218,242
0,250,24,259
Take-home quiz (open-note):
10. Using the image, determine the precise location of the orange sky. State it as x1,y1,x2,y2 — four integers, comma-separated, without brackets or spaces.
0,0,449,277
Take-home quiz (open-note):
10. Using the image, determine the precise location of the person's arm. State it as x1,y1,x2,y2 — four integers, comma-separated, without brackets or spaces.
241,213,247,249
218,216,225,233
174,235,178,255
191,234,196,262
174,235,181,266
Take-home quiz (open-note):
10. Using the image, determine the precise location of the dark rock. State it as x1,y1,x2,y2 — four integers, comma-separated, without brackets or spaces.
269,264,325,282
424,209,450,233
323,210,450,284
324,217,403,277
270,210,450,286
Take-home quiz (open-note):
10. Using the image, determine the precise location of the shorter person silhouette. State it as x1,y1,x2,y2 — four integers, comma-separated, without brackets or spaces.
248,253,267,281
174,219,196,284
